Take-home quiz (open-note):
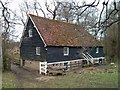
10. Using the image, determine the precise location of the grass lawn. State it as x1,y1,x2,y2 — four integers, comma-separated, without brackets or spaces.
36,72,118,88
2,71,18,88
0,73,2,89
2,71,118,88
16,73,118,88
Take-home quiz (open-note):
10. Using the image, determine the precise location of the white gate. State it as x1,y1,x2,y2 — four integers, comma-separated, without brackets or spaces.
39,62,47,75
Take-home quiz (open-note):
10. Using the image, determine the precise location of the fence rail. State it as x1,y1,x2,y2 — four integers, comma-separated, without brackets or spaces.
39,57,105,75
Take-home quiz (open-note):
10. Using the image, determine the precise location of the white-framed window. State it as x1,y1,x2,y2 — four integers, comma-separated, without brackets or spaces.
96,47,99,53
36,47,40,55
63,47,69,56
29,29,32,37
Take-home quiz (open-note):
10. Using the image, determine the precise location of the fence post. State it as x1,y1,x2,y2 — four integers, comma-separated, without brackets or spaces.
44,61,47,75
68,61,70,67
39,61,47,75
39,62,41,74
20,59,23,66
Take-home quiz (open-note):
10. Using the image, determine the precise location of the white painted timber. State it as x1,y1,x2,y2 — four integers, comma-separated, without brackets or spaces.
39,57,105,75
39,62,47,75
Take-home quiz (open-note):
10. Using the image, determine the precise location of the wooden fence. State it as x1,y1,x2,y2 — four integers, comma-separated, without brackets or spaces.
39,57,105,75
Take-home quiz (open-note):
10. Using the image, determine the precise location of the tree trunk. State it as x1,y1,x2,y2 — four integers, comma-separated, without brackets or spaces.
2,33,11,71
0,32,2,90
0,33,2,68
118,1,120,65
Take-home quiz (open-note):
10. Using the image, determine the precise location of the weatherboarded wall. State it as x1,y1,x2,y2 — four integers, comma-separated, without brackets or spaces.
47,46,104,63
47,46,82,63
89,46,104,58
20,18,47,62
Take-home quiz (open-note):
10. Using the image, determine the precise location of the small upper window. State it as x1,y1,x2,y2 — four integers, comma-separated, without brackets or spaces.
63,47,69,56
36,47,40,55
29,29,32,37
96,47,99,53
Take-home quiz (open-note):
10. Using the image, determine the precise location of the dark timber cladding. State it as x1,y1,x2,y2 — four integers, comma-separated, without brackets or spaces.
20,14,104,63
47,46,82,63
20,18,47,61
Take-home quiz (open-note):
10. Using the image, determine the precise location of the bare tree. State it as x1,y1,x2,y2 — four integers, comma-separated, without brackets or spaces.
55,0,120,62
75,4,99,37
56,1,76,22
0,0,21,71
16,0,47,27
15,0,120,39
104,1,119,62
18,1,31,26
45,0,61,20
32,0,46,17
0,31,2,89
117,1,120,64
65,0,119,39
0,0,11,70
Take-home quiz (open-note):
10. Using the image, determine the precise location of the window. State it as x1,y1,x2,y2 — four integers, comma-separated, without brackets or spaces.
36,47,40,55
96,47,99,53
63,47,69,56
29,29,32,37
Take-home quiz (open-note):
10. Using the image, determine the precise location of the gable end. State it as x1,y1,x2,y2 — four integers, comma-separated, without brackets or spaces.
20,15,47,47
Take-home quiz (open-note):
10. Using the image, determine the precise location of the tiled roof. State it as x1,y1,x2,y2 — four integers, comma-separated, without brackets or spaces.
29,14,102,47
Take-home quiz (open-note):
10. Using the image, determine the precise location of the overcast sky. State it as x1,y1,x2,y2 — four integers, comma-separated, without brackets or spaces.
9,0,105,11
9,0,114,10
1,0,114,41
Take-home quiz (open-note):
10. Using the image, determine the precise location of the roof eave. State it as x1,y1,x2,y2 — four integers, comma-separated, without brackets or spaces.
19,15,29,48
29,14,47,47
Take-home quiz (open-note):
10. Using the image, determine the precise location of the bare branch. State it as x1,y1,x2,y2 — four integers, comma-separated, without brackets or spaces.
37,3,46,17
104,18,120,28
75,0,100,9
45,1,60,19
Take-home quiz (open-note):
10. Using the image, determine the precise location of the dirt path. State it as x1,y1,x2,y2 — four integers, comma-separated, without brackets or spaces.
11,65,23,88
11,64,41,88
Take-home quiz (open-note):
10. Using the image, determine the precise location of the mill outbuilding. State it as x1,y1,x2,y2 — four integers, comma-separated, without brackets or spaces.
20,14,104,74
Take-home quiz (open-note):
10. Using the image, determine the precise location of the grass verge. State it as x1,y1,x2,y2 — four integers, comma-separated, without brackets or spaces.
2,71,18,88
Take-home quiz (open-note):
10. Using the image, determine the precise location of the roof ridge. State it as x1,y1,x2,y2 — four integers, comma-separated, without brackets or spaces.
28,14,82,28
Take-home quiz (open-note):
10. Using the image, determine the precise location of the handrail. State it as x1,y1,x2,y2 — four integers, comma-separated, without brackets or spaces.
86,52,93,58
82,52,93,64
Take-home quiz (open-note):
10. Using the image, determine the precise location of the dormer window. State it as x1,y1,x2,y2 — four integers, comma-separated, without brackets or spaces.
29,29,32,37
